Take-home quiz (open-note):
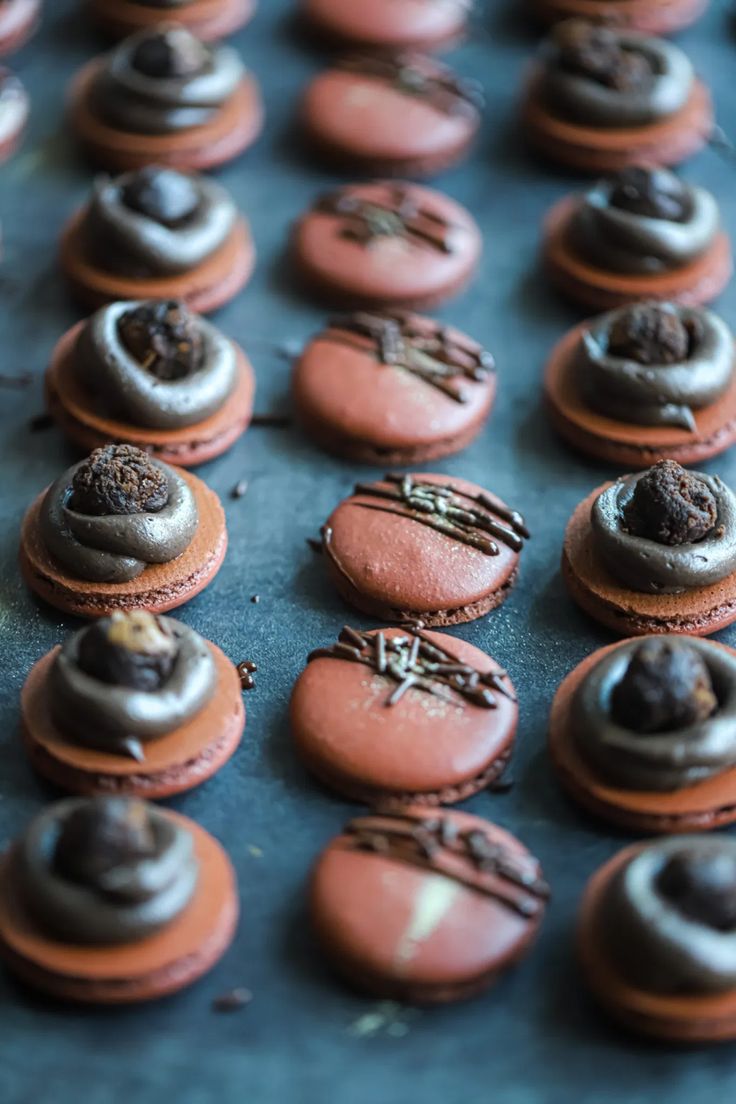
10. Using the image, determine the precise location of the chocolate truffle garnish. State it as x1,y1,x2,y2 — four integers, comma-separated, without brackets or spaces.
121,166,200,227
130,28,209,80
118,300,204,380
77,610,178,691
622,460,718,545
610,639,717,734
53,797,156,888
609,167,690,222
554,20,653,93
607,303,691,365
70,444,169,516
657,847,736,931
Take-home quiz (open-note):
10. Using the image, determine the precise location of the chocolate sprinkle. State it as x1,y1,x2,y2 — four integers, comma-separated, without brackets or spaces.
316,186,457,254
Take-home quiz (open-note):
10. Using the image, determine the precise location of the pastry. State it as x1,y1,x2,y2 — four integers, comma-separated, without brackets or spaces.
543,168,732,311
20,443,227,617
529,0,708,36
0,0,39,57
321,472,529,626
301,0,471,53
291,625,517,805
0,797,238,1002
59,165,255,312
70,25,263,171
292,181,482,310
89,0,257,42
579,835,736,1040
0,67,26,162
550,636,736,832
22,611,246,797
562,460,736,636
310,807,549,1003
293,311,496,464
522,21,712,172
46,299,256,466
545,301,736,467
301,53,482,177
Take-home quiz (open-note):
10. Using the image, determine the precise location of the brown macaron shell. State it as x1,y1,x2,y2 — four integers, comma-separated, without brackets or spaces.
292,182,482,311
545,321,736,469
324,474,523,626
523,72,713,174
301,0,468,52
0,0,39,57
291,628,516,805
301,59,479,178
579,844,736,1041
310,808,545,1003
0,814,238,1004
293,318,495,465
543,196,733,312
21,643,245,798
562,483,736,637
89,0,257,43
70,58,264,172
529,0,708,36
549,638,736,833
46,321,256,468
20,468,227,619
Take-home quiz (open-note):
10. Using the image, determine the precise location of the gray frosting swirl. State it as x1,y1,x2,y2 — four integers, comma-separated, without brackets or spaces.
39,458,198,583
592,470,736,594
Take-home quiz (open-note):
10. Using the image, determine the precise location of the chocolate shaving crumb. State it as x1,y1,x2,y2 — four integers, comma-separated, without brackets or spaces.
251,595,260,604
237,660,258,691
230,480,249,500
212,987,253,1013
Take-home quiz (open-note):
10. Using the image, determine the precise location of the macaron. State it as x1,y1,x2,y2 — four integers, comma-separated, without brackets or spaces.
292,181,482,310
522,21,712,173
301,0,471,53
529,0,708,37
89,0,257,42
59,166,255,313
293,310,496,464
20,444,227,618
0,0,39,57
21,612,246,798
549,636,736,833
0,797,238,1003
70,26,263,172
301,53,482,178
543,168,732,313
562,460,736,637
579,836,736,1040
321,472,529,626
0,66,27,164
46,300,256,467
544,302,736,468
291,625,517,805
310,807,549,1003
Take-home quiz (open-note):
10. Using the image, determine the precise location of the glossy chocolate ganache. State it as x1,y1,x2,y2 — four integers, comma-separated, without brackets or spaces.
39,444,198,583
577,302,733,431
569,167,720,275
49,611,217,760
81,165,237,277
15,797,198,944
592,460,736,593
92,26,244,135
76,299,238,428
600,836,736,994
572,636,736,790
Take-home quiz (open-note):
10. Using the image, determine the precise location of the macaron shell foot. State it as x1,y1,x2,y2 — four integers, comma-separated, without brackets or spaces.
88,0,257,42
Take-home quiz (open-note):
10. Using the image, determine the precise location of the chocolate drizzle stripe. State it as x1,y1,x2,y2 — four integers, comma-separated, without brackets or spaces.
336,56,483,116
316,187,457,255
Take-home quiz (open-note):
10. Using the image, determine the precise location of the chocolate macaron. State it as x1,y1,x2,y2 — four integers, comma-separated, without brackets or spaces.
60,166,254,313
47,300,256,467
322,472,529,626
302,53,482,178
522,21,712,173
0,0,39,57
292,181,482,310
529,0,708,37
544,168,732,313
545,302,736,468
89,0,257,43
550,636,736,833
562,460,736,637
0,797,238,1003
22,611,246,798
293,311,496,464
301,0,471,53
310,808,549,1003
579,836,736,1040
291,625,517,805
20,444,227,618
0,66,27,163
70,26,263,172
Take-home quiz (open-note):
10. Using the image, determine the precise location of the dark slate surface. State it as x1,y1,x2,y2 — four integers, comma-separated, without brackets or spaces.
2,1,736,1100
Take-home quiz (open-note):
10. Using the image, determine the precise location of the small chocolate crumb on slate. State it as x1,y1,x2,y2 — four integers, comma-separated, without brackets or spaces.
212,987,253,1012
230,480,249,500
237,660,258,691
29,412,54,432
251,595,260,604
250,413,292,429
488,774,515,794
